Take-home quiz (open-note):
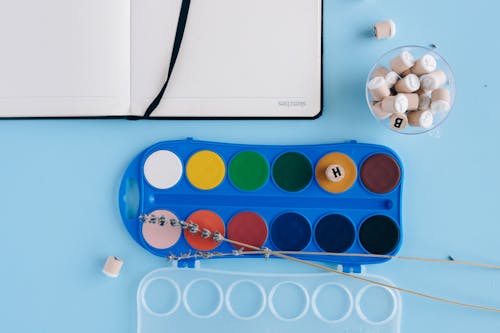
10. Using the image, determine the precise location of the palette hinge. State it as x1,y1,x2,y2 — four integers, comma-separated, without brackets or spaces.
342,264,362,274
177,258,197,268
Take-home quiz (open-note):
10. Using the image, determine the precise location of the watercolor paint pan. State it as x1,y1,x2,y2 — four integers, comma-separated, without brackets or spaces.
119,139,403,272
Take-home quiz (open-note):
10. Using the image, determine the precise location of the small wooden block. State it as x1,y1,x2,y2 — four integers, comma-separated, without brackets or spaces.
390,51,415,75
102,256,123,278
420,70,447,91
403,93,419,110
385,71,399,88
372,66,390,78
390,113,408,131
374,20,396,39
408,110,434,128
395,74,420,93
325,164,346,183
418,94,431,111
431,88,451,113
368,76,391,101
382,94,408,114
372,101,391,119
412,54,437,75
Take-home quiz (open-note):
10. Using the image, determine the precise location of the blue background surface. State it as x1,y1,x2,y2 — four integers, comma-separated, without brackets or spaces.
1,0,499,331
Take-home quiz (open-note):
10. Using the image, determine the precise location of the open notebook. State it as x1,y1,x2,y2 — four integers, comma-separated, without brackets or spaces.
0,0,322,119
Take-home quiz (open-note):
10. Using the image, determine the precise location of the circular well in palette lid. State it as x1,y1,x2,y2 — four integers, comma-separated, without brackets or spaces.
143,150,183,189
360,154,401,194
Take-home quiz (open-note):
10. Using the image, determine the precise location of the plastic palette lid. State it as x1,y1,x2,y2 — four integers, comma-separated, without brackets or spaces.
137,262,402,333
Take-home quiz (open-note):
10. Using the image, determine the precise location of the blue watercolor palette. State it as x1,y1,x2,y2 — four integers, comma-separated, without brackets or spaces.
119,139,403,272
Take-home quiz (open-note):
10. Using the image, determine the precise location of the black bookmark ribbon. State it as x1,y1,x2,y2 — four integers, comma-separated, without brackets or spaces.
144,0,191,117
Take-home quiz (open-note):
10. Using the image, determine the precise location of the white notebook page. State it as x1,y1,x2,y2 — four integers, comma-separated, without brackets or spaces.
130,0,322,118
0,0,130,117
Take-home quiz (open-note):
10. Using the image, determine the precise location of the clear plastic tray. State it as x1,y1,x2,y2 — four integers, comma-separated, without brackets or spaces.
137,261,402,333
